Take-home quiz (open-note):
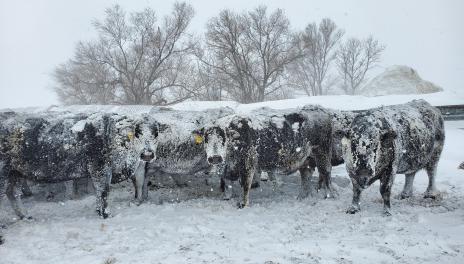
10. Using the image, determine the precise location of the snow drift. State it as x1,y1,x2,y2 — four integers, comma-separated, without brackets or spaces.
360,65,443,96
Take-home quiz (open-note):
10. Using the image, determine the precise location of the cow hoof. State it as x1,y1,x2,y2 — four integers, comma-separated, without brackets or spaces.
96,210,110,219
346,206,360,214
0,236,4,245
297,191,310,200
383,210,392,217
101,212,110,219
399,193,412,200
423,192,439,200
237,202,248,209
19,215,33,221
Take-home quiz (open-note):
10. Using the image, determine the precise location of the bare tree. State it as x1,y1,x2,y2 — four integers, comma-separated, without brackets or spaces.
53,43,118,104
53,2,197,105
336,36,385,95
202,6,298,103
288,18,344,96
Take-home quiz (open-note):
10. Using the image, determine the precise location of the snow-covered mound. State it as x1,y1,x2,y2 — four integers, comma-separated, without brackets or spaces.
2,91,463,115
361,65,443,96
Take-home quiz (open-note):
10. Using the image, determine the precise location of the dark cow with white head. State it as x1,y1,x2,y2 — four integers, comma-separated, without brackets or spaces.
199,105,335,207
0,110,156,244
132,107,235,204
342,100,445,215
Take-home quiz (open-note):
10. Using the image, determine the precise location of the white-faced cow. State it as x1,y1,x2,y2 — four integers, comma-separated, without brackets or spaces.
199,105,335,207
132,107,235,204
0,111,156,225
342,100,445,215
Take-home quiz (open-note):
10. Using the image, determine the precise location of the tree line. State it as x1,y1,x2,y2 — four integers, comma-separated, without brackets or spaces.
53,2,385,105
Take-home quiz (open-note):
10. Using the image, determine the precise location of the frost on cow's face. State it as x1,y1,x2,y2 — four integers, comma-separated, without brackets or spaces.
113,117,157,165
203,126,227,165
342,115,388,189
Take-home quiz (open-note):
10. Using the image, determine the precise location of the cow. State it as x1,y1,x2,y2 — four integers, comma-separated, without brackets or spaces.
133,107,235,204
0,111,156,222
198,105,335,208
341,100,445,215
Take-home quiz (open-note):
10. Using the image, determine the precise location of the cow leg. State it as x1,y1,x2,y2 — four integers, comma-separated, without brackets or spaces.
297,167,314,200
142,176,150,201
90,165,112,219
346,182,362,214
400,172,416,199
238,172,254,208
380,175,394,216
133,161,147,205
64,180,78,200
316,157,336,199
131,177,138,199
239,151,257,208
20,179,33,198
267,172,280,191
221,178,234,200
0,165,6,245
424,164,439,199
6,176,29,220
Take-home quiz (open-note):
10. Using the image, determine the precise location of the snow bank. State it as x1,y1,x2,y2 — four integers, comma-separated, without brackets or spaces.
172,90,464,112
2,90,463,115
360,65,443,96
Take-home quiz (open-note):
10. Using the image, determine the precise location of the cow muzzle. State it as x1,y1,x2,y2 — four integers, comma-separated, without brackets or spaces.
140,149,155,162
207,155,223,165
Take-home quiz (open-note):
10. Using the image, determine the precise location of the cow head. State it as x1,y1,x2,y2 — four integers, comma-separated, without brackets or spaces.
341,114,396,189
112,115,158,169
194,126,227,166
196,116,253,167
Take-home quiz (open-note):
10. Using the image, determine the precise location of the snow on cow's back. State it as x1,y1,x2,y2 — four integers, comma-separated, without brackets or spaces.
149,106,235,141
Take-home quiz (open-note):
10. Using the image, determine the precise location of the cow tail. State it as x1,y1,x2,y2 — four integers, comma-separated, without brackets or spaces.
102,115,113,158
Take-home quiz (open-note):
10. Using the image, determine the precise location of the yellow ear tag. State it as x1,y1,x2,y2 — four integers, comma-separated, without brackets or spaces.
127,132,134,141
194,134,203,144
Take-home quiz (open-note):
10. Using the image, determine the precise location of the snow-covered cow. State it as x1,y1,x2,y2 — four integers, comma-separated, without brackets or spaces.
0,111,156,223
133,107,235,203
198,105,335,207
342,100,445,215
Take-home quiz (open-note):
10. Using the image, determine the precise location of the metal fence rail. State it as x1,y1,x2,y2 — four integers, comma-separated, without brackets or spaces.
436,105,464,120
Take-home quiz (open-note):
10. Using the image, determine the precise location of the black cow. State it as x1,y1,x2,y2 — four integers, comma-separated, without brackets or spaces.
200,105,335,207
342,100,445,215
0,111,156,222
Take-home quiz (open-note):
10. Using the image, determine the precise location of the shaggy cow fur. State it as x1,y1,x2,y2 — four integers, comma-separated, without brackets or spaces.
342,100,445,215
0,111,156,221
200,105,335,207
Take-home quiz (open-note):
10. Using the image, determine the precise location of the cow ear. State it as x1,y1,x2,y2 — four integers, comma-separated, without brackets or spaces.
134,123,142,138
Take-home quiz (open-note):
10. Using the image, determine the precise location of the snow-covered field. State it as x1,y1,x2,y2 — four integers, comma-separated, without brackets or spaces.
1,116,463,263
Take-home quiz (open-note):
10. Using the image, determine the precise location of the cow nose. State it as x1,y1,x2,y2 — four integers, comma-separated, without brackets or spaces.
208,155,223,164
140,149,155,161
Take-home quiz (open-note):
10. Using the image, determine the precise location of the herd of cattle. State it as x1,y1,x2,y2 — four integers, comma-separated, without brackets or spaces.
0,100,448,244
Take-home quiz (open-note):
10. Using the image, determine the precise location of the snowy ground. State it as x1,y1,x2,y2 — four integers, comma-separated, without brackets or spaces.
1,121,464,264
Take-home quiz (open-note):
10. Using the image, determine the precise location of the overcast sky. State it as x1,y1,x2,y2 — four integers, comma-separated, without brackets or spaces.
1,0,463,108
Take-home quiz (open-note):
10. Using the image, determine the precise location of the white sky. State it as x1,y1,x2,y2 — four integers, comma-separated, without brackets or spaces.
1,0,463,108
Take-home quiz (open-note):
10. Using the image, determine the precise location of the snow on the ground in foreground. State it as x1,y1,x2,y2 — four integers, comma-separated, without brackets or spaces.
1,121,464,264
